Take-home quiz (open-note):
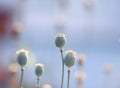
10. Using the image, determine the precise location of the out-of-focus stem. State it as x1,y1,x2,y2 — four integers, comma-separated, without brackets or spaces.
105,74,110,88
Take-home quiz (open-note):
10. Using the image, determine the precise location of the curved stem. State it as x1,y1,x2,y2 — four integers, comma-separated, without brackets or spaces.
20,67,24,88
67,69,70,88
60,48,64,88
37,77,40,88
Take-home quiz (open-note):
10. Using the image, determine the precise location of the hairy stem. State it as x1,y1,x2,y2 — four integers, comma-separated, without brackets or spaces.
60,48,64,88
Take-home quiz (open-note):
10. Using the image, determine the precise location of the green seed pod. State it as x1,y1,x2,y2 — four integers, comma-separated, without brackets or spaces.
16,49,29,67
55,33,66,49
64,50,76,68
35,64,44,77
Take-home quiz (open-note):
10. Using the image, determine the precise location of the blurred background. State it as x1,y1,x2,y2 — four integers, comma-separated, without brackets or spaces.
0,0,120,88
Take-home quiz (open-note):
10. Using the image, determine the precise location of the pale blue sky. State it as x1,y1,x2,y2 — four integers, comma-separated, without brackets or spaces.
0,0,120,88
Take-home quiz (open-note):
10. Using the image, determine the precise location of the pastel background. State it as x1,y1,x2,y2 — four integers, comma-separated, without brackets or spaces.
0,0,120,88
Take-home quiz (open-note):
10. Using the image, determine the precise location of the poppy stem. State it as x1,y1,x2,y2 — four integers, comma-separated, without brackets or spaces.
20,67,24,88
67,69,70,88
60,48,64,88
37,77,40,88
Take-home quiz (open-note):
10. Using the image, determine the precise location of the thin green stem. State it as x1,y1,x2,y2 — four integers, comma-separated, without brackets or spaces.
20,67,24,88
37,77,40,88
67,69,70,88
60,48,64,88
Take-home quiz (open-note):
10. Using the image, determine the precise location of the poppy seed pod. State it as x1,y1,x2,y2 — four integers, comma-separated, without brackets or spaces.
16,49,29,67
77,54,86,67
42,84,52,88
75,72,86,85
55,33,66,49
8,63,18,73
55,14,67,29
64,50,76,68
35,64,44,77
104,64,112,74
84,0,94,8
12,21,23,33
